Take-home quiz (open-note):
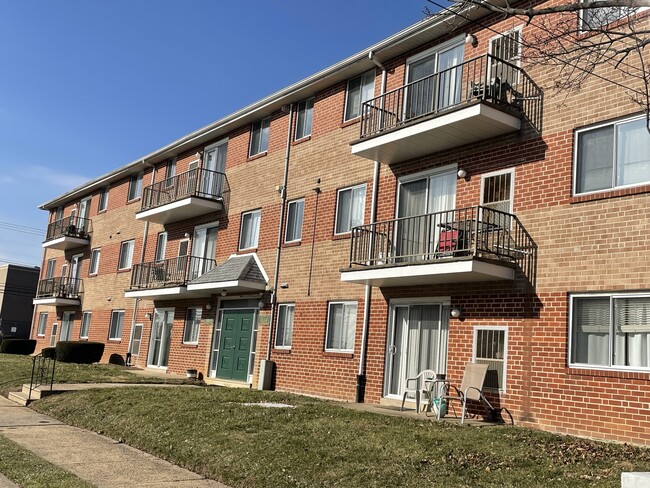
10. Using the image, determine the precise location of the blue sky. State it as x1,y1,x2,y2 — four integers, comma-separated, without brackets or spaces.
0,0,430,268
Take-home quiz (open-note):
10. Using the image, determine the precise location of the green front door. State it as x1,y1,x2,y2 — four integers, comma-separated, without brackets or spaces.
217,310,253,381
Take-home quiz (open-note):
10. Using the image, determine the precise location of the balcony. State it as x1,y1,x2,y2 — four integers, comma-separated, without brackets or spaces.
42,216,91,250
125,255,216,300
136,168,227,224
124,254,268,300
33,277,83,306
340,206,536,287
350,54,542,164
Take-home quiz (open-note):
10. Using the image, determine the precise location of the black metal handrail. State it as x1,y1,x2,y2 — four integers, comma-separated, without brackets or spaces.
28,352,56,402
349,205,536,279
129,255,217,289
35,277,83,299
140,168,226,211
359,54,542,139
45,215,92,241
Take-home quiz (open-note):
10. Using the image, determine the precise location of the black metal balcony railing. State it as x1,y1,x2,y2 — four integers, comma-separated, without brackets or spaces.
129,255,217,290
140,168,226,212
36,277,83,299
349,205,536,280
45,216,91,241
359,54,542,139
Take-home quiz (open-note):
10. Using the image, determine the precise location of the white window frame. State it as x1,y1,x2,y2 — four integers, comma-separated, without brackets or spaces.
183,307,202,344
80,311,91,339
45,258,56,279
239,209,261,250
325,301,357,353
98,186,109,212
89,248,100,275
127,172,143,201
275,303,295,349
37,312,48,336
295,97,314,140
573,114,650,196
334,184,366,235
472,326,508,392
579,1,644,31
118,240,135,270
569,292,650,372
109,310,125,341
249,117,270,157
480,168,515,213
165,157,176,187
344,69,375,122
285,199,305,243
488,27,523,68
155,232,168,262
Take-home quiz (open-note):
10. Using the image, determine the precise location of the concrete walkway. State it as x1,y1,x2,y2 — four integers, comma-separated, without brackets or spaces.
0,395,227,487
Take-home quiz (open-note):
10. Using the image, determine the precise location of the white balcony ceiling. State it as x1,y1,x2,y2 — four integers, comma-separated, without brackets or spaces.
135,197,223,225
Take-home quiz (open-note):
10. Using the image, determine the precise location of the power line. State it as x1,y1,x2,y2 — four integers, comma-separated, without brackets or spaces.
0,258,40,267
0,222,44,237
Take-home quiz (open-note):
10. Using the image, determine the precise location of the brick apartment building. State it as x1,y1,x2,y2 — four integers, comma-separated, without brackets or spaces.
31,4,650,445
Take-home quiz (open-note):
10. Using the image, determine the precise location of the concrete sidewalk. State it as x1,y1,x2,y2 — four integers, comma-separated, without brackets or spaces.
0,395,227,487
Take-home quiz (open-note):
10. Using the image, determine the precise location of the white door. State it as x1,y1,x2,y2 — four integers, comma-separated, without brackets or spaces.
60,312,74,341
385,303,449,398
396,169,456,260
200,141,227,197
148,309,174,368
77,197,91,234
189,225,218,280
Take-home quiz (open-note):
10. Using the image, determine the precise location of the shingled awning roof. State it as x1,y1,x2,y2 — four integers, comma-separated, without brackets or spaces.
187,254,267,294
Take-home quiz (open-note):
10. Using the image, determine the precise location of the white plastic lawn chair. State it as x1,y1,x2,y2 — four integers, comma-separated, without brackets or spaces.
400,369,436,414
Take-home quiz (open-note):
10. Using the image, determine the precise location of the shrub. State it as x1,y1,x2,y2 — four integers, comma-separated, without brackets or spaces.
55,341,105,364
0,339,36,355
41,347,56,359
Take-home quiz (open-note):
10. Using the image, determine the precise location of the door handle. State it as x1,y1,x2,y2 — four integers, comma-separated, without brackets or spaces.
389,345,396,355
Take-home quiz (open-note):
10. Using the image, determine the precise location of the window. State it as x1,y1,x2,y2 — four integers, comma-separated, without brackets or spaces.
98,187,109,212
570,294,650,370
89,248,100,275
473,327,508,391
183,307,202,344
481,169,514,228
55,206,63,221
109,310,125,340
490,28,522,90
575,115,650,195
344,70,375,121
334,184,366,234
118,240,135,270
155,232,167,262
295,98,314,140
249,117,270,156
130,323,143,356
127,172,143,200
45,258,56,279
275,304,295,349
37,312,48,336
165,157,176,187
285,199,304,243
80,311,91,339
325,301,357,352
579,2,640,29
240,209,261,250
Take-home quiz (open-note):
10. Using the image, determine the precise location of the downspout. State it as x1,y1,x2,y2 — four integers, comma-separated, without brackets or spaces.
127,159,155,362
356,52,387,402
261,104,294,388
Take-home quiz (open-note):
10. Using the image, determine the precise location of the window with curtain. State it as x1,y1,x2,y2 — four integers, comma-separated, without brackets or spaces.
575,116,650,194
80,311,91,339
89,248,100,275
275,304,295,349
128,172,143,200
118,240,135,270
325,301,357,352
335,184,366,234
98,187,109,212
249,117,270,156
155,232,167,262
344,70,375,121
570,294,650,369
240,210,261,250
295,98,314,140
285,199,304,243
165,157,176,187
109,310,125,340
183,308,201,344
37,312,48,336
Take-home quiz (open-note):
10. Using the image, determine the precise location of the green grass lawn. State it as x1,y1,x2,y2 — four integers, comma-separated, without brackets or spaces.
31,385,650,488
0,354,188,396
0,434,93,488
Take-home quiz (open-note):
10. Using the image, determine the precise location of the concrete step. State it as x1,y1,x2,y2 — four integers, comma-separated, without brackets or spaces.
19,384,58,400
7,391,30,406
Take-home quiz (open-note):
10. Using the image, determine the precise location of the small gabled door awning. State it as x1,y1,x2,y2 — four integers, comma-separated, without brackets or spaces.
187,254,268,295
